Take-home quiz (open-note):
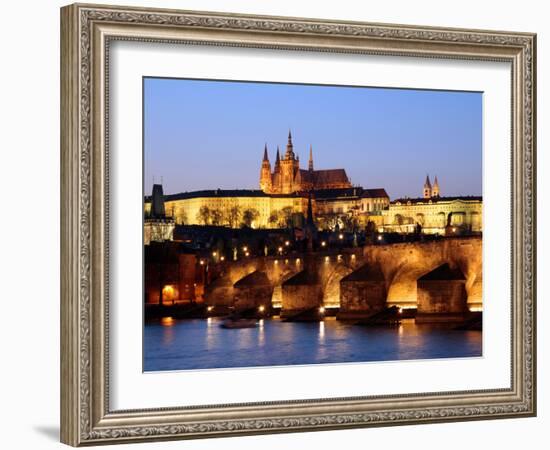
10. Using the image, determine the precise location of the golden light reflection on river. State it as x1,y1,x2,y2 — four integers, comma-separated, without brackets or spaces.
145,317,482,371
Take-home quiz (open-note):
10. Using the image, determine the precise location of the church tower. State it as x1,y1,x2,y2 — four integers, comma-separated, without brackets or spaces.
308,145,314,171
259,144,272,193
432,176,440,197
423,174,432,199
280,130,299,194
274,146,281,173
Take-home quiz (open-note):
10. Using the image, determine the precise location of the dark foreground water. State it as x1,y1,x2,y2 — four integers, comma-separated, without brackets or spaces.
144,317,482,371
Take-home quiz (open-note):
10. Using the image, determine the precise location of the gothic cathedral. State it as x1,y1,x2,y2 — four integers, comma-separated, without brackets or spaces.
260,131,352,194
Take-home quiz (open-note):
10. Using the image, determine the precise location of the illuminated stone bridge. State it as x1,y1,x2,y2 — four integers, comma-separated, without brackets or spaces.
204,236,482,319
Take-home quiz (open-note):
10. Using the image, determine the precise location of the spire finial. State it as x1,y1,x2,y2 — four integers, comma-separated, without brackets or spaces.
424,174,431,187
308,145,314,171
285,130,295,159
263,143,269,162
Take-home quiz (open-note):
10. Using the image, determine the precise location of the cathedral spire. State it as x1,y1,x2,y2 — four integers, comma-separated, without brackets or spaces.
424,174,432,188
308,145,314,171
273,146,280,174
432,175,440,197
423,174,432,199
259,143,272,193
285,130,295,160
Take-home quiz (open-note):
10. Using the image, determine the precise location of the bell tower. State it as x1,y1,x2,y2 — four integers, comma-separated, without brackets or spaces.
432,176,440,197
423,174,432,199
280,130,299,194
259,144,272,193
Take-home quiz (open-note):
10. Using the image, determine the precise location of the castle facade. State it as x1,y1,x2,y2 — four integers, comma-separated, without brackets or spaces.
382,176,482,235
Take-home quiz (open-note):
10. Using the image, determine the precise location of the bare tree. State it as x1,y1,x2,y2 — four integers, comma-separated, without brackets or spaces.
268,210,279,228
280,206,293,228
225,205,241,228
196,205,211,225
177,208,188,225
210,208,223,226
242,208,260,228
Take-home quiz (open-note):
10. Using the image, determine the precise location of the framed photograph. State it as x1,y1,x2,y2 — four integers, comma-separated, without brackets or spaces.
60,3,536,446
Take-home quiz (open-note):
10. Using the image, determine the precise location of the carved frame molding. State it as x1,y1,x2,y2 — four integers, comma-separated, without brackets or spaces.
60,3,536,446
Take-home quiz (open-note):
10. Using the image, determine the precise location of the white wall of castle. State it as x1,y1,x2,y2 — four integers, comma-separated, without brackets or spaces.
381,199,483,234
158,196,308,228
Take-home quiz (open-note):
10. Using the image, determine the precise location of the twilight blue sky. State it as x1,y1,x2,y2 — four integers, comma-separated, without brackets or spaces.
144,78,482,200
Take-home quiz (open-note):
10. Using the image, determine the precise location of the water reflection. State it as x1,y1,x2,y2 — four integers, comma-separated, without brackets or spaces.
160,317,175,346
258,319,265,346
144,318,482,372
319,321,325,341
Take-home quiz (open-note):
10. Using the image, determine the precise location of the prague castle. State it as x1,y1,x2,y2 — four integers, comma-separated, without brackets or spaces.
260,131,352,194
145,131,388,230
144,132,481,237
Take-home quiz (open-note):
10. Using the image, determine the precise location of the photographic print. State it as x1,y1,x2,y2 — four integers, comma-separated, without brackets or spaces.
143,78,483,372
61,5,536,444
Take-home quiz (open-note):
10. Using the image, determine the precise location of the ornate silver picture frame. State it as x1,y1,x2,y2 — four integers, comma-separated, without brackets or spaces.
60,3,536,446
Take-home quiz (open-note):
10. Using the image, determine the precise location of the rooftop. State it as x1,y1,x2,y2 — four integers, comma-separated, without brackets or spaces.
392,196,482,205
145,187,389,202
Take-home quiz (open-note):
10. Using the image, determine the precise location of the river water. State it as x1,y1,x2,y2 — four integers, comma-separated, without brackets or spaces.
144,317,482,371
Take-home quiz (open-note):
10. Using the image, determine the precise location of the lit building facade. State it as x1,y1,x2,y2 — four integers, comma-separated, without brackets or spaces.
158,190,310,229
381,176,482,235
144,187,390,231
381,197,482,235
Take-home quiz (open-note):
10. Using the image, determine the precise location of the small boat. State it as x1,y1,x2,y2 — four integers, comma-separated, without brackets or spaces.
220,318,258,329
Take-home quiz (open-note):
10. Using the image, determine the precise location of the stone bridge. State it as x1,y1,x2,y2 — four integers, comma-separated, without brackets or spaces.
205,236,482,319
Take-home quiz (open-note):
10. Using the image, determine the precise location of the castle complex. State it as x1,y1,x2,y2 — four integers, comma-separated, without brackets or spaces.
144,133,482,237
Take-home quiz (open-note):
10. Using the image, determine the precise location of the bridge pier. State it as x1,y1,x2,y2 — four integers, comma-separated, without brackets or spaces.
280,270,323,319
337,264,386,320
233,270,274,312
415,263,468,323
